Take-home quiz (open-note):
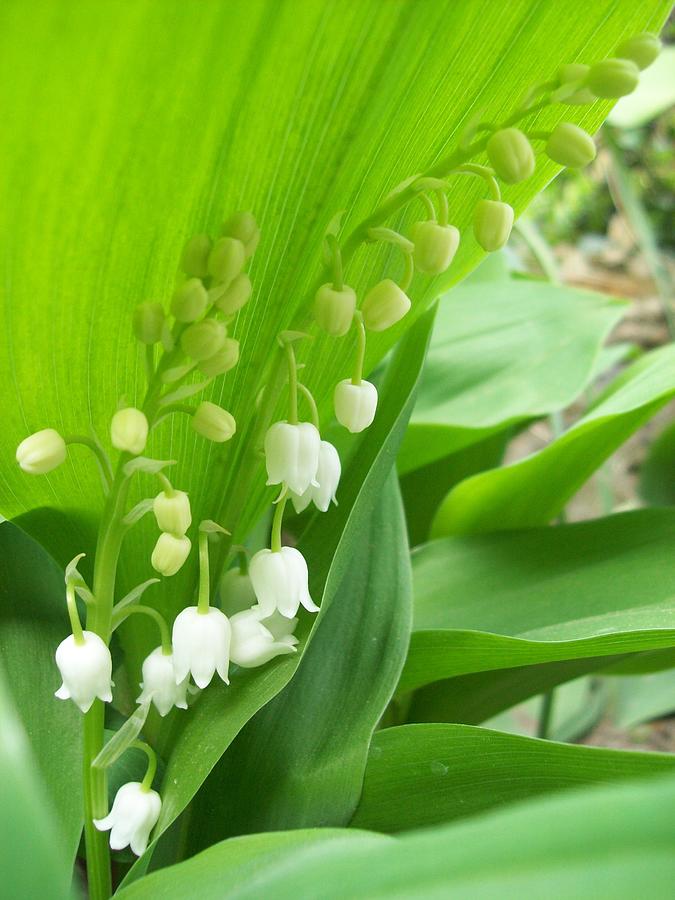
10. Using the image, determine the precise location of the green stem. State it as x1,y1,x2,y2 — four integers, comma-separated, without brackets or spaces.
297,382,320,430
197,530,210,615
454,164,501,201
436,189,449,227
155,471,175,496
537,690,555,739
237,548,249,576
112,605,172,655
400,253,415,293
285,340,299,425
326,234,343,292
270,493,288,553
420,193,436,220
133,740,158,792
351,311,366,386
66,583,84,645
64,435,114,491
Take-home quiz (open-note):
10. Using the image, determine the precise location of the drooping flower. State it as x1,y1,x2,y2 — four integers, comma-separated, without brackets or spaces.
361,279,411,332
171,606,231,688
486,127,535,184
473,199,514,252
410,222,460,275
264,421,320,495
191,401,236,443
16,428,67,474
314,283,357,336
249,546,318,618
153,490,192,536
219,566,258,616
290,440,341,514
545,122,596,169
229,606,298,668
334,379,378,433
151,533,191,577
55,631,113,713
110,408,148,455
94,782,161,857
137,647,189,717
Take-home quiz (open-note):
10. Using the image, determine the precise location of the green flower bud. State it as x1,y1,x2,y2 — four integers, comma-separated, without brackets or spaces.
153,489,192,535
546,122,596,168
473,199,514,252
192,401,236,442
198,338,240,377
557,64,595,105
411,221,460,274
180,319,227,361
110,408,148,455
616,32,661,71
207,236,246,285
133,302,165,344
314,283,357,336
16,428,67,474
180,234,212,278
362,279,411,332
486,128,535,184
151,532,191,577
213,273,252,315
586,58,639,99
221,211,260,258
171,278,208,323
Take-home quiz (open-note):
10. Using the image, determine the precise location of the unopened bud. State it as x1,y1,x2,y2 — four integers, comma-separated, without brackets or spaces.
214,273,252,315
486,128,535,184
171,278,208,323
16,429,67,474
546,122,596,168
473,199,514,252
198,338,240,377
180,319,227,361
192,401,236,442
334,379,378,433
557,64,595,105
411,222,460,274
151,532,191,577
153,489,192,535
616,32,661,70
221,211,260,258
362,279,411,332
314,283,357,336
133,302,165,344
180,234,212,278
110,408,148,455
207,237,245,285
586,58,639,98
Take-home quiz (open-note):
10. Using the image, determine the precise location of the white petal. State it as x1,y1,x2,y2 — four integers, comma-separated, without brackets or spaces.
264,421,297,486
249,549,287,616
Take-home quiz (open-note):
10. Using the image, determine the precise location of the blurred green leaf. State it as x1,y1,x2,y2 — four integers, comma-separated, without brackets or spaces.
640,420,675,506
399,279,625,474
121,305,434,884
0,521,83,865
0,667,75,900
401,509,675,694
350,723,675,833
117,774,675,898
432,345,675,537
0,0,667,682
609,668,675,729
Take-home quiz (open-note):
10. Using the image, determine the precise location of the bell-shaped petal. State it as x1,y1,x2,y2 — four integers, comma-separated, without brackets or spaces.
291,440,341,514
94,782,161,857
264,421,320,495
171,606,231,689
334,380,378,434
249,546,318,618
151,532,191,577
55,631,113,713
137,647,189,717
229,607,298,668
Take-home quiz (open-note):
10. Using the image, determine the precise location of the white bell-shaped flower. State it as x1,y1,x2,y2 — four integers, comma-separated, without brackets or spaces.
229,607,298,668
264,421,320,495
94,782,161,857
334,379,378,433
55,631,113,713
290,440,341,514
249,546,318,618
137,647,189,717
172,606,231,688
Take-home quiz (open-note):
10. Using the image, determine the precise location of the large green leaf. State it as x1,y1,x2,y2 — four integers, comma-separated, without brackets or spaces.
350,724,675,833
116,774,675,898
0,521,83,864
432,344,675,536
0,667,75,900
400,509,675,694
398,278,626,474
121,305,433,884
188,471,411,851
0,0,668,681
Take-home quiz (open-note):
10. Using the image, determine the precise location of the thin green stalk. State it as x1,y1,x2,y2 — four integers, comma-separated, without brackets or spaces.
66,583,84,645
133,740,158,792
197,530,210,615
65,435,114,491
537,690,555,739
326,233,343,291
285,340,299,425
270,493,288,553
112,605,172,655
297,382,320,430
351,311,366,385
